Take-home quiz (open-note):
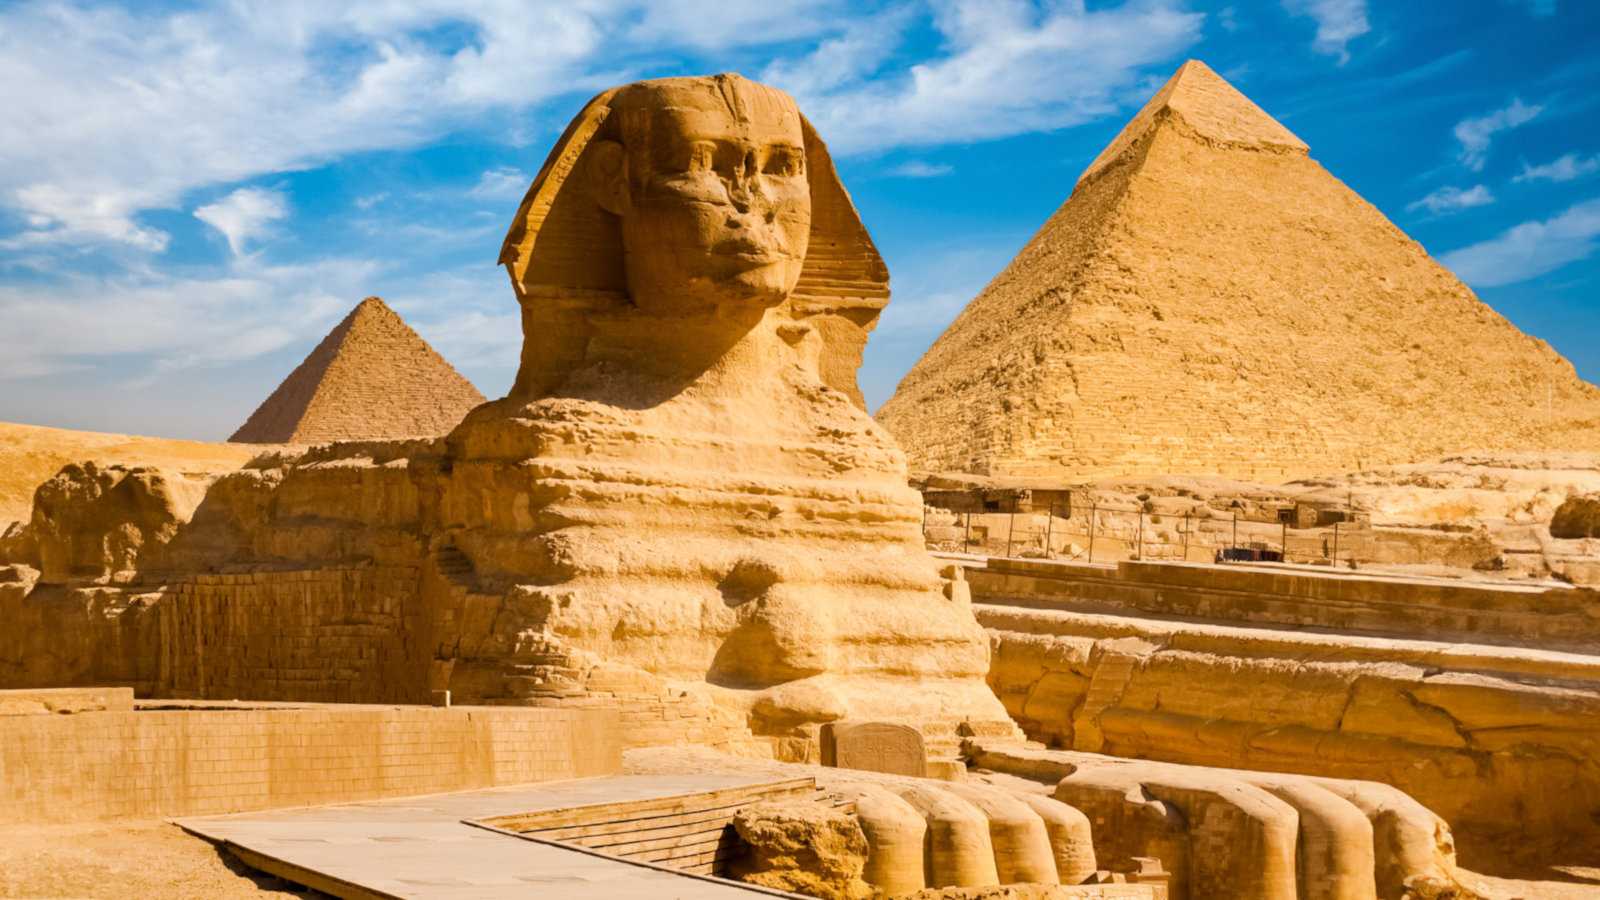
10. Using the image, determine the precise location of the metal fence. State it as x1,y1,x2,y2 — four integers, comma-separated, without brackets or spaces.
922,492,1363,567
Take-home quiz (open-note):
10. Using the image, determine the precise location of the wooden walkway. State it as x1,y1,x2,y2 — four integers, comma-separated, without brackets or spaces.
177,774,802,899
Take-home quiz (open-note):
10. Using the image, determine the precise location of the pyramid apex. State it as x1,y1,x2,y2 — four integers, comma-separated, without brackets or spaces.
1078,58,1308,185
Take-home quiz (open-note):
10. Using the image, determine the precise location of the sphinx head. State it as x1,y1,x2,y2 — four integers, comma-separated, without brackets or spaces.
593,76,811,315
500,73,887,403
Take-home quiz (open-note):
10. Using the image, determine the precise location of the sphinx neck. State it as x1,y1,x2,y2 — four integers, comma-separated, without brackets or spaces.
583,303,807,396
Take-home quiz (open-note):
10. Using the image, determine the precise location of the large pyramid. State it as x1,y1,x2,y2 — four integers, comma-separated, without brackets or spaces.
231,296,485,443
878,60,1600,481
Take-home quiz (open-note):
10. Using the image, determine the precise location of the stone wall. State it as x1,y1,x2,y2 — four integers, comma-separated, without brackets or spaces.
0,564,432,705
979,604,1600,870
965,556,1600,652
0,696,619,823
161,566,427,703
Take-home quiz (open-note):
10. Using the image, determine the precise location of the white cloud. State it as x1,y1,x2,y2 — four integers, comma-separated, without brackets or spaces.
0,257,377,380
1281,0,1370,64
1440,197,1600,287
767,0,1203,155
1454,98,1543,171
1515,152,1600,183
194,187,290,255
0,0,790,253
1406,184,1494,215
889,161,954,178
467,167,530,200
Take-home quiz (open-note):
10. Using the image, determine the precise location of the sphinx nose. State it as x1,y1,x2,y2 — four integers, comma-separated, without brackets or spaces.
727,149,759,212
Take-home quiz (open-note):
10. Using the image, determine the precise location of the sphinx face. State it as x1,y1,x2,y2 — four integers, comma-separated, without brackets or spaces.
610,77,812,316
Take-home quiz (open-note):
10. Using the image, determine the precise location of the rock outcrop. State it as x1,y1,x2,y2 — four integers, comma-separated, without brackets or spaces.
877,59,1600,482
230,296,484,443
1551,492,1600,539
729,800,874,898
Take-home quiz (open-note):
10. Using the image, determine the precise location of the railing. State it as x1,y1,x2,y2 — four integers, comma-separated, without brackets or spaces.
922,492,1363,567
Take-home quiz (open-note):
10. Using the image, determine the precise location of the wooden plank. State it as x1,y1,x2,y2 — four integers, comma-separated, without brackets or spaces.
549,809,735,844
521,784,825,839
593,825,736,857
636,842,746,868
537,790,828,843
486,778,816,832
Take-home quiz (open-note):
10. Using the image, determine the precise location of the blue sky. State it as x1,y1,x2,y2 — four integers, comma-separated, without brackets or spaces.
1,0,1596,440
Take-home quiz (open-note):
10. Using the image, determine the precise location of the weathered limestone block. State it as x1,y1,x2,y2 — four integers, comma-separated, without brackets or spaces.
1008,791,1099,886
893,783,1003,888
29,463,209,584
1054,763,1299,900
824,720,929,777
968,743,1474,900
1247,779,1376,900
979,605,1600,870
830,783,929,895
729,800,873,899
942,782,1061,885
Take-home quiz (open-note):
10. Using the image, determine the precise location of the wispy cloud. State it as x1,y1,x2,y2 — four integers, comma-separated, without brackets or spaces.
0,1,846,256
194,187,289,255
1281,0,1370,64
1514,152,1600,183
1441,197,1600,287
467,167,530,201
888,161,954,178
0,257,376,380
1454,98,1543,171
1406,184,1494,215
766,0,1203,154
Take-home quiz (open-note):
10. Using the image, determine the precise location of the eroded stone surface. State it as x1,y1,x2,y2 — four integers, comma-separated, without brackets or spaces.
826,721,929,777
877,60,1600,482
729,799,873,899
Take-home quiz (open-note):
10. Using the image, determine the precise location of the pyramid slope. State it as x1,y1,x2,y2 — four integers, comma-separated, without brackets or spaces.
231,297,485,443
878,61,1600,482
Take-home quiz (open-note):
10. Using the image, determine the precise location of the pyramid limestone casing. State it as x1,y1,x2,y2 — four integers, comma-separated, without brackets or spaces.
878,60,1600,482
230,296,485,443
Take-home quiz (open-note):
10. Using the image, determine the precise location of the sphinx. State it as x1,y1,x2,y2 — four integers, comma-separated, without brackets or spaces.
434,73,1013,747
1,74,1015,758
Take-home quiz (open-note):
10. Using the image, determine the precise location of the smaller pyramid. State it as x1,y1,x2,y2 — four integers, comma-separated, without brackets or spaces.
231,297,485,444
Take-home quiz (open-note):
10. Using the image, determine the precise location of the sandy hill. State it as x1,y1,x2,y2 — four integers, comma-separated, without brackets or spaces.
231,296,485,443
0,421,258,527
877,59,1600,482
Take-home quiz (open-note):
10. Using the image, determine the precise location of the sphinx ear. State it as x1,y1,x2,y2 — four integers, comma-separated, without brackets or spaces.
588,139,630,216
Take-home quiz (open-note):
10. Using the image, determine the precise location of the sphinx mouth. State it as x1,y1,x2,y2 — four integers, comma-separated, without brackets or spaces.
711,237,778,263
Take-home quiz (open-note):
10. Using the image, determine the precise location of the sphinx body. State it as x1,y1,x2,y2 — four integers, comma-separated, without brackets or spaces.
1,74,1013,757
430,74,1011,747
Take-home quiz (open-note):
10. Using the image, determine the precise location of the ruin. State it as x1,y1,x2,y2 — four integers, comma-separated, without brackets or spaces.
877,60,1600,482
230,295,485,443
2,68,1598,900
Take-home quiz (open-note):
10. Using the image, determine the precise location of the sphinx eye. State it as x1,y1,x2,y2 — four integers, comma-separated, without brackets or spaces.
763,147,803,177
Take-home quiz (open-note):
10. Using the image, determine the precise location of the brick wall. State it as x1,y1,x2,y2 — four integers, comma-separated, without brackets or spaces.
160,566,428,703
0,703,620,823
